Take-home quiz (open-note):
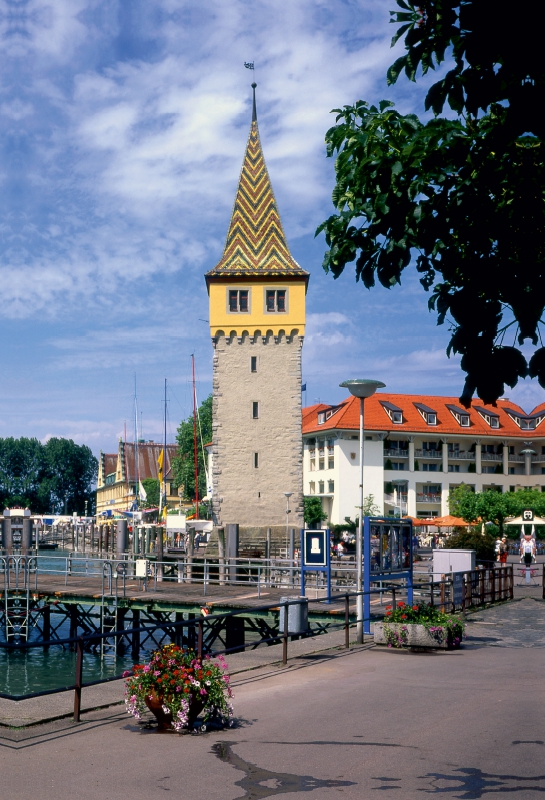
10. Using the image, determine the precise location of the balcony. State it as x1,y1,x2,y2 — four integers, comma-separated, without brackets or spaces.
384,448,409,458
481,453,503,462
448,451,475,460
414,449,442,459
532,454,545,463
508,454,525,463
416,493,442,503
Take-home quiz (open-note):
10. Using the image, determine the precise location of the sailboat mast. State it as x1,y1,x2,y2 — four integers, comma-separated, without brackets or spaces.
192,354,199,520
163,378,167,516
134,375,139,511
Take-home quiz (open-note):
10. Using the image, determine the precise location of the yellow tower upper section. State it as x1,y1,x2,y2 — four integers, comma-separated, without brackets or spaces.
206,85,308,338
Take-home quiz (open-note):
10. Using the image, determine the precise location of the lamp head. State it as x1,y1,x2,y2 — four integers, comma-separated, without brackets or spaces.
340,379,386,399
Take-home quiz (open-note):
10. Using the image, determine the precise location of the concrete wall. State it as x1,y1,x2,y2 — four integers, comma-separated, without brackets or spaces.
212,331,304,528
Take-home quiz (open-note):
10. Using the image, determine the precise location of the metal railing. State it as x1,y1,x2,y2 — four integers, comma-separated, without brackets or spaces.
0,564,516,720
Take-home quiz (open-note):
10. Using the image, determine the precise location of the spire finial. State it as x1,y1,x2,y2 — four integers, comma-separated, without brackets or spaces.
251,82,257,122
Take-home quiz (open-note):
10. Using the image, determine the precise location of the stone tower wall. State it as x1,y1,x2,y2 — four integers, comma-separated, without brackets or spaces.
212,330,304,528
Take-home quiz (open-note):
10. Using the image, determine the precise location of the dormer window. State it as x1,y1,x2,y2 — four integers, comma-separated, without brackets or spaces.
380,401,404,424
414,403,437,426
504,408,537,430
474,406,500,428
318,411,326,425
446,404,471,427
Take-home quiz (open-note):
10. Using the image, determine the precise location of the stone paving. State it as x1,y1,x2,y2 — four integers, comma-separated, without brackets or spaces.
465,597,545,647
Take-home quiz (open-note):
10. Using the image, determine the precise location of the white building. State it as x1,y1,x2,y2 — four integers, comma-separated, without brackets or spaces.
302,393,545,524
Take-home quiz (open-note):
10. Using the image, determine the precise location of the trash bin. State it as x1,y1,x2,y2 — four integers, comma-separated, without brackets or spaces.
279,596,309,635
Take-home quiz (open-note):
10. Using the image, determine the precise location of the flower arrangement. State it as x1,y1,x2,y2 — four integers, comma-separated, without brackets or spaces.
383,602,465,648
124,644,234,732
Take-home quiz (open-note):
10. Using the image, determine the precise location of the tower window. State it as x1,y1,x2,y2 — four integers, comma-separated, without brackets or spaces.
252,401,259,419
254,452,259,468
229,289,249,312
265,289,287,312
251,356,257,372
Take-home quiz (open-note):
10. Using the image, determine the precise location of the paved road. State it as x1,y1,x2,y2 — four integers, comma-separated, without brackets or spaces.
2,597,544,799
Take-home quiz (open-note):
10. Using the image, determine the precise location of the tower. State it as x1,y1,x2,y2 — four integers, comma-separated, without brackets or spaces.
206,84,308,530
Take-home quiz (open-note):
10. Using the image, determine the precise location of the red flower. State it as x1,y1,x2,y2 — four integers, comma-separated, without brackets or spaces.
385,605,392,610
401,614,407,619
385,610,391,616
412,606,418,610
398,602,405,608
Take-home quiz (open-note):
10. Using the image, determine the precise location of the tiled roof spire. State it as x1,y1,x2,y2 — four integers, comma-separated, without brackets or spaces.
207,84,306,278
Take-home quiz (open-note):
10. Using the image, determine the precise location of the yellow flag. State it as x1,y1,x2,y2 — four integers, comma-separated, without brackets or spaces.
157,449,164,483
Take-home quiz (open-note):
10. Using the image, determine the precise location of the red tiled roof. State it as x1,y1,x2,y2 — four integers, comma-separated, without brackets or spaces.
302,393,545,438
124,443,178,482
103,454,117,476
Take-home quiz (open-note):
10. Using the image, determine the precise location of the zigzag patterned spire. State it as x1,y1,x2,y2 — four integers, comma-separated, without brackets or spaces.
207,103,306,277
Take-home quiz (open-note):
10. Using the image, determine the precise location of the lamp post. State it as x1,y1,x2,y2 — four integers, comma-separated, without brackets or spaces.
284,492,293,561
340,379,386,644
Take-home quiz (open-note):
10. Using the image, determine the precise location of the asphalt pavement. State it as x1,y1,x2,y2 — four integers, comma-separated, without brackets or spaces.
1,597,544,799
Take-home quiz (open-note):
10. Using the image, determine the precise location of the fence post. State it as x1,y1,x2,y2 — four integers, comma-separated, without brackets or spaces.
391,586,397,610
543,564,545,601
344,593,350,649
73,637,84,722
509,565,514,600
282,601,289,665
491,568,496,604
197,617,203,660
430,578,434,607
480,569,485,605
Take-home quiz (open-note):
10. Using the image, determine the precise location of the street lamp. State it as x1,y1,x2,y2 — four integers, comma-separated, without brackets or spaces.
340,379,386,643
284,492,293,560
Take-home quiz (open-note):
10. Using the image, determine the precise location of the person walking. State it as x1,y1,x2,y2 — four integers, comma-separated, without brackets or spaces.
499,537,508,565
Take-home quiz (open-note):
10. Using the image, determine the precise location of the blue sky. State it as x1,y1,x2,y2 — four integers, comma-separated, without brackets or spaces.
0,0,542,456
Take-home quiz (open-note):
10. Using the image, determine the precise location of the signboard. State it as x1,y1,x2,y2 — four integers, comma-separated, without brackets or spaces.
135,559,148,578
522,509,534,522
452,572,464,608
303,530,327,567
300,529,331,601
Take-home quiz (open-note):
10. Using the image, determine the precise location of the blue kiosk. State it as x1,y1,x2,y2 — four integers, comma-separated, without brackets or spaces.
363,516,413,634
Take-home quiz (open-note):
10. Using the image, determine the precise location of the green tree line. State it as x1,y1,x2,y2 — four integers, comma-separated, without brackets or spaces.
0,437,98,514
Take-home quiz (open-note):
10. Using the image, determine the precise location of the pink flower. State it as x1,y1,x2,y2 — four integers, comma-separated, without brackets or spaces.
143,665,151,673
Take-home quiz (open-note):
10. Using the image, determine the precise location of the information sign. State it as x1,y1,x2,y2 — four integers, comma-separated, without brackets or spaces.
303,530,327,567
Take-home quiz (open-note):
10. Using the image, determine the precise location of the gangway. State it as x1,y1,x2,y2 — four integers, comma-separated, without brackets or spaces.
1,556,37,642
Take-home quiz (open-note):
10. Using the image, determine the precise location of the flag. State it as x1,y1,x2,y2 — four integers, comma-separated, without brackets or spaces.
138,481,147,501
157,449,164,483
244,62,254,70
301,383,307,392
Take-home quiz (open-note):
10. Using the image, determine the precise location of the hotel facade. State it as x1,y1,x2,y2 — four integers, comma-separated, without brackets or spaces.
302,394,545,525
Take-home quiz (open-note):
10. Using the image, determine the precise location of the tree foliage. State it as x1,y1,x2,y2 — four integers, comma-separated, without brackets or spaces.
172,395,212,502
318,1,545,405
0,437,97,514
445,528,496,563
449,485,545,535
141,478,160,509
304,496,328,528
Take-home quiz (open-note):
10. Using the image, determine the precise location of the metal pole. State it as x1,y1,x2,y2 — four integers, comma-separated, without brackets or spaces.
282,601,289,665
356,396,364,644
73,637,84,722
344,593,350,649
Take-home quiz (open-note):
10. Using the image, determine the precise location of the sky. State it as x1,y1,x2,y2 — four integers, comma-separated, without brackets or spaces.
0,0,543,457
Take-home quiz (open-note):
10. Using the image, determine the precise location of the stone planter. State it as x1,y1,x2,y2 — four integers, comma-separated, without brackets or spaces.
374,622,462,650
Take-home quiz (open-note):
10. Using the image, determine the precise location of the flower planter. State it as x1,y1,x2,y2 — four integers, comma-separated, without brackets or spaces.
145,692,204,732
374,622,462,650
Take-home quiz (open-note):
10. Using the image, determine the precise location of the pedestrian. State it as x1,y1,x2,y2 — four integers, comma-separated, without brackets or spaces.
495,538,502,562
499,537,508,565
